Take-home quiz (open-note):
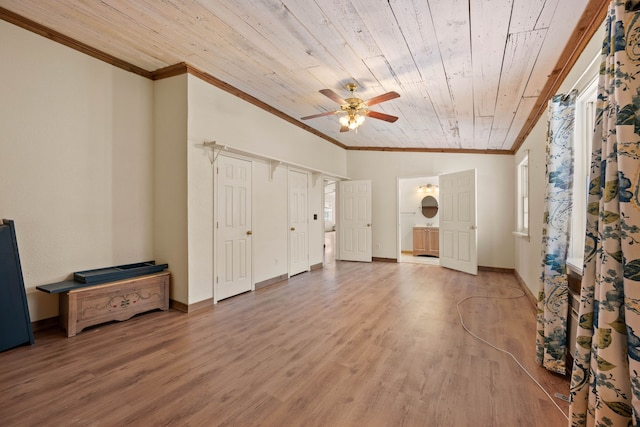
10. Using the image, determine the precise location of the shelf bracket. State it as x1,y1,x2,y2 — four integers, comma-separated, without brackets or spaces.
203,140,226,165
269,161,281,181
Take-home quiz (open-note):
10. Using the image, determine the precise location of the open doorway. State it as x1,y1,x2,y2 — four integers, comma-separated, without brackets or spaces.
323,179,336,265
398,176,440,266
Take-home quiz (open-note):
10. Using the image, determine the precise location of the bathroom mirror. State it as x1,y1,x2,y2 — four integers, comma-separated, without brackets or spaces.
421,195,438,218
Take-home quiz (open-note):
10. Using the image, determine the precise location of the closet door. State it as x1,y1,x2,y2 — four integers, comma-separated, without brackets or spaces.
288,169,309,276
216,156,253,301
338,180,372,262
0,219,34,352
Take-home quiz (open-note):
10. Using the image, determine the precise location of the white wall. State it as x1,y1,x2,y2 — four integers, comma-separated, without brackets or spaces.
514,25,604,296
347,151,515,268
1,14,346,317
183,75,346,304
187,77,347,178
153,75,189,303
0,20,154,321
152,74,343,306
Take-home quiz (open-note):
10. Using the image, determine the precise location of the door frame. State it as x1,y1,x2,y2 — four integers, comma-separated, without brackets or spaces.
396,174,440,263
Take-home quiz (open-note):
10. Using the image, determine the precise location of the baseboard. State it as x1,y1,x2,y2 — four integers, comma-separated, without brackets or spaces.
372,257,397,263
513,270,537,311
170,298,213,313
478,266,515,274
169,299,188,312
310,263,323,271
255,274,288,290
31,316,58,332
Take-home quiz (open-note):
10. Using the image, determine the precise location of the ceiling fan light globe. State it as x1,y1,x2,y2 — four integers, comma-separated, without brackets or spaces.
356,115,365,126
339,115,349,127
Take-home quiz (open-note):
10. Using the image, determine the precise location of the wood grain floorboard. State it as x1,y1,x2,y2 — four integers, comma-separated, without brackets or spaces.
0,261,569,426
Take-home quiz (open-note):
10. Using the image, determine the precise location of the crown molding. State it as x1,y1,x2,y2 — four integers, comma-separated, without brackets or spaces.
345,146,513,155
0,6,152,79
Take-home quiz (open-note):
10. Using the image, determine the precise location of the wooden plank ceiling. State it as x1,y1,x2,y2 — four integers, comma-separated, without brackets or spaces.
0,0,607,153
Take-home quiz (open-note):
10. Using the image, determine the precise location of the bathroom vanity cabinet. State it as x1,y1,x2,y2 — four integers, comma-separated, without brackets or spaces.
413,226,439,257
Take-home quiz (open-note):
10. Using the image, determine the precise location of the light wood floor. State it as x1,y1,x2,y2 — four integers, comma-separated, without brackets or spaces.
1,262,569,426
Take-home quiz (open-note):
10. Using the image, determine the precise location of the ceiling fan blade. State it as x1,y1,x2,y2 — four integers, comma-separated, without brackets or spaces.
340,125,350,132
301,110,340,120
364,91,400,107
320,89,347,105
367,110,399,123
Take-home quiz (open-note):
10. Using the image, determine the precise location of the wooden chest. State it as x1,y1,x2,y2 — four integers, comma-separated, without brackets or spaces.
59,271,170,337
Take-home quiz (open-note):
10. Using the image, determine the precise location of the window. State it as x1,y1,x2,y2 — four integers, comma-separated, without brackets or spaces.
515,150,529,238
324,202,333,222
567,77,598,273
324,180,335,224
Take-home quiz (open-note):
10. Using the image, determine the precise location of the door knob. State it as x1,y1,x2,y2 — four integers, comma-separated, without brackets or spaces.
367,224,371,227
291,227,295,231
246,231,252,235
469,225,477,230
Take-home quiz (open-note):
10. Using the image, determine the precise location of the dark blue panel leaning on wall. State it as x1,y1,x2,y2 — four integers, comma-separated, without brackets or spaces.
0,219,34,352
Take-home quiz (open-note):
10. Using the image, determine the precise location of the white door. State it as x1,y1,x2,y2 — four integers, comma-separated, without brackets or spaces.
216,156,252,300
289,169,309,276
439,169,478,275
338,180,372,262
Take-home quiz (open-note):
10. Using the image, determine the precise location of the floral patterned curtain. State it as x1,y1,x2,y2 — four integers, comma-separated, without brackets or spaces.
569,1,640,425
536,91,577,376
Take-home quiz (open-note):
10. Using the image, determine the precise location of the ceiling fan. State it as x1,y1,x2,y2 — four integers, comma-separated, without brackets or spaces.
301,83,400,132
